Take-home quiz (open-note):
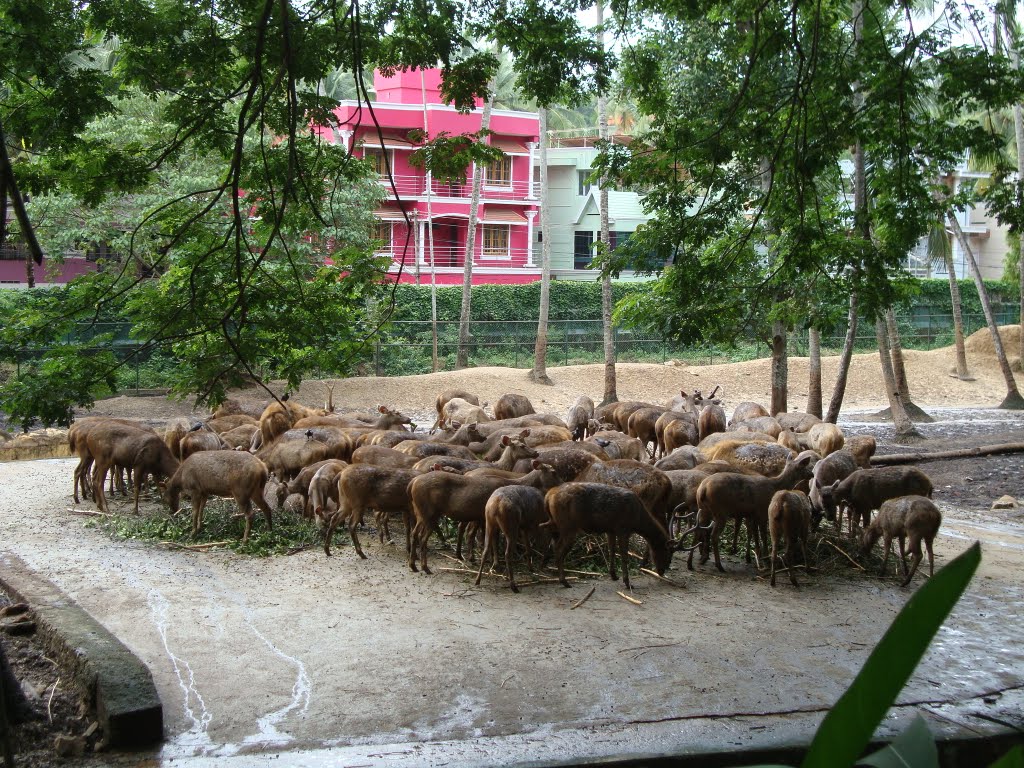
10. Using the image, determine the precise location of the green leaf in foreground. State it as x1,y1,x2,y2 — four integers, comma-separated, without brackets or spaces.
988,746,1024,768
856,715,938,768
801,541,981,768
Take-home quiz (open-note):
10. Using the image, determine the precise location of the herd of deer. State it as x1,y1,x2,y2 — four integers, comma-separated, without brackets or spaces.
65,383,943,592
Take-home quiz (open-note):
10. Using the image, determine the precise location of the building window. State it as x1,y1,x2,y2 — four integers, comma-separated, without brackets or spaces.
485,155,513,187
372,220,393,250
481,225,510,259
364,148,391,176
574,230,595,269
578,169,595,197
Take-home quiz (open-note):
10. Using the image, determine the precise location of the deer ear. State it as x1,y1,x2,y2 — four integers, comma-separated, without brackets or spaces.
378,405,387,413
502,435,512,446
432,463,443,471
532,459,541,469
519,429,531,438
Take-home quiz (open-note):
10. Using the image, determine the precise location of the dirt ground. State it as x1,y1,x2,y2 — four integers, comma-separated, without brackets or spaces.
1,329,1024,766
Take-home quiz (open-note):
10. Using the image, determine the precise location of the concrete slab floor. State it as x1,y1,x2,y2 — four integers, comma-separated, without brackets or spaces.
0,458,1021,766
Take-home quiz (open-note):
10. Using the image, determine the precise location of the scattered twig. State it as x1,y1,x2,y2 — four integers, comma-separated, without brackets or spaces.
618,641,682,654
824,539,865,570
570,586,596,610
515,577,576,587
562,568,603,577
617,591,643,605
639,568,686,588
47,677,60,723
160,540,234,551
628,550,645,562
500,673,515,689
438,566,506,579
65,508,111,517
286,545,311,555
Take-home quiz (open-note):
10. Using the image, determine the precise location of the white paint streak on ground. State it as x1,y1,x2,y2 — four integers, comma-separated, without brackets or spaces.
147,588,215,757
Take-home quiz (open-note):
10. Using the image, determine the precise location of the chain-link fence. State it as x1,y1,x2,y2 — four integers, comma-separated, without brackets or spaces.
5,311,1016,394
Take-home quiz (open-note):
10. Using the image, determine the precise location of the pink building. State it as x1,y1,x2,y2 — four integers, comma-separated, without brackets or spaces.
328,69,541,284
0,244,96,287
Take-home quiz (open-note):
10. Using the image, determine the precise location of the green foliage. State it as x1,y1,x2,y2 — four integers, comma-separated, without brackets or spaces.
407,129,504,184
95,498,322,558
0,346,117,430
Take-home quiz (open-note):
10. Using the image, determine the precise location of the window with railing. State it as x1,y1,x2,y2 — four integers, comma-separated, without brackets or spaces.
481,225,510,259
485,155,512,187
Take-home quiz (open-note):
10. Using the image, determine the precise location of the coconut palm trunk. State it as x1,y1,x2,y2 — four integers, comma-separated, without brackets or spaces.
826,291,858,423
944,250,971,378
875,317,919,437
885,309,932,422
596,0,617,406
807,328,822,418
770,320,787,415
947,210,1024,408
456,87,496,369
530,106,553,384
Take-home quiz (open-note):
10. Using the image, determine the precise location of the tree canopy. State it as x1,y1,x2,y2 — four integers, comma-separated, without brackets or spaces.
0,0,611,427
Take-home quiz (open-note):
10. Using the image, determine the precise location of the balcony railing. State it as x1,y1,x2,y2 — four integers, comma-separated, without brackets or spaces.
378,246,534,267
377,174,534,201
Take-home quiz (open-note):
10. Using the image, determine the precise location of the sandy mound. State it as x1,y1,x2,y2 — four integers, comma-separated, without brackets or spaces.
80,332,1024,424
964,324,1022,360
235,341,1024,421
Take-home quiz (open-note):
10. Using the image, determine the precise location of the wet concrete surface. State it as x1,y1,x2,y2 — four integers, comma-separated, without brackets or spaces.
0,410,1022,766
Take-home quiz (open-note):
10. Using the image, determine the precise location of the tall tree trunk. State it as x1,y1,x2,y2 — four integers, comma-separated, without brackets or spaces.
948,210,1024,408
944,249,971,378
456,88,495,369
807,327,822,418
885,308,910,400
876,317,919,437
530,106,553,384
770,320,787,415
596,0,617,406
886,308,932,421
826,291,858,423
1008,22,1024,370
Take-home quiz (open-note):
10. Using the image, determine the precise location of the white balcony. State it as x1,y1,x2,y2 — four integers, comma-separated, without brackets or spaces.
376,174,533,202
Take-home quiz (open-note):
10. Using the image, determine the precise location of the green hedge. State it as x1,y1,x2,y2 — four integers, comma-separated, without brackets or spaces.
380,278,1020,324
381,281,649,322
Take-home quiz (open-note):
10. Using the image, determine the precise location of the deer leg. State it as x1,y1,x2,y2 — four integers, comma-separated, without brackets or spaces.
192,494,207,539
504,528,520,593
92,460,111,513
606,533,618,581
925,537,935,577
418,519,432,575
787,539,800,588
132,468,144,515
619,535,632,589
879,532,892,577
238,498,254,544
554,533,572,588
253,490,274,532
769,535,779,587
474,522,493,587
712,523,725,572
901,537,924,588
349,505,368,559
324,512,341,557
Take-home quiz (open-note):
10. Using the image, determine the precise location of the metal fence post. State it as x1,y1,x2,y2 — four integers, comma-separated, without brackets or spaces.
375,339,381,377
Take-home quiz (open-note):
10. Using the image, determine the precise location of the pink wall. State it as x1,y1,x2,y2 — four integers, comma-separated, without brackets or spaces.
0,256,96,286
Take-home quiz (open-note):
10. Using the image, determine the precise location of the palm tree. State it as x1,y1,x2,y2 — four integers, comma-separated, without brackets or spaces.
807,328,822,418
826,290,859,423
994,1,1024,367
456,75,496,369
924,210,971,378
947,209,1024,408
530,106,554,383
596,0,617,406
